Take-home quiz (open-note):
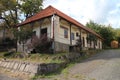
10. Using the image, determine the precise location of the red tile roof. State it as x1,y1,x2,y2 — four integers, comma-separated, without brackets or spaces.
17,5,103,40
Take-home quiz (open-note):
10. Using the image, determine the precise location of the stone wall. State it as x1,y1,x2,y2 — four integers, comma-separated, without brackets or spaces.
55,41,69,52
0,60,66,76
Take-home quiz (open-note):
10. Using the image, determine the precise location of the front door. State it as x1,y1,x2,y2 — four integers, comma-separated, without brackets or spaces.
41,28,47,37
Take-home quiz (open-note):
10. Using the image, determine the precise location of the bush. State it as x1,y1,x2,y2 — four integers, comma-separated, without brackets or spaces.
35,40,52,53
27,34,53,53
3,51,15,57
1,37,16,49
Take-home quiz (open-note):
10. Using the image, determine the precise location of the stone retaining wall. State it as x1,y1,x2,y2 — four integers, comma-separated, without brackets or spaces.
55,41,69,52
0,60,66,76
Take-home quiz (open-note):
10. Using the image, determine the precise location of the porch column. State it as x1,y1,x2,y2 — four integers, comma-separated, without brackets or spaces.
39,19,44,38
51,14,55,53
79,29,82,50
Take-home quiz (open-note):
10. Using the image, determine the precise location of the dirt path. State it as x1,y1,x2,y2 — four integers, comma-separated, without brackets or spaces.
38,50,120,80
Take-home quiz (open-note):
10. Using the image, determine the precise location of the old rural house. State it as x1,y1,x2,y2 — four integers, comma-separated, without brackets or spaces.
17,5,103,53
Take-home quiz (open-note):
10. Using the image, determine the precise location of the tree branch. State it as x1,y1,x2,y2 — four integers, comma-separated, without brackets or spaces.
0,16,11,28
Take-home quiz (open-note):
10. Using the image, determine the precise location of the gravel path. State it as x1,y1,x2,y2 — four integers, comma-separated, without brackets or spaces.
38,49,120,80
0,74,21,80
87,50,120,80
68,50,120,80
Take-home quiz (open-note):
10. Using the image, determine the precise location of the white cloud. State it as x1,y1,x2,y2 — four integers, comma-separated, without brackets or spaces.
43,0,120,28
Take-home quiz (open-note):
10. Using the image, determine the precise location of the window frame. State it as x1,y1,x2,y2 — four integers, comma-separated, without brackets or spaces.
71,32,75,40
64,29,68,38
60,26,68,38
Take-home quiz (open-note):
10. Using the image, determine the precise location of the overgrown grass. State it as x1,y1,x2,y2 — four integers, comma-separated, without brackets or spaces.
30,51,97,80
0,50,102,63
25,53,66,63
0,52,6,57
0,52,68,63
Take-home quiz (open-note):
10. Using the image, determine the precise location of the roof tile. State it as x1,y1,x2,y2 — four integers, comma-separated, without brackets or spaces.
17,5,103,39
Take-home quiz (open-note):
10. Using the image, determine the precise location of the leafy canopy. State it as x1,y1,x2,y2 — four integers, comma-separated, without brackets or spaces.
86,20,118,48
0,0,44,28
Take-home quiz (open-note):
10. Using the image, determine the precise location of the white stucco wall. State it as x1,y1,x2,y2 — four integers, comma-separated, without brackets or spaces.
71,25,80,45
100,39,102,49
18,15,103,53
81,31,87,48
33,26,40,38
33,19,51,38
31,16,103,50
55,18,70,45
54,17,89,48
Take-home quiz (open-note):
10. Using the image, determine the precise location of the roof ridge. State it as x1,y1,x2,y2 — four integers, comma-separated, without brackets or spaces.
49,6,101,37
48,5,83,25
17,5,103,39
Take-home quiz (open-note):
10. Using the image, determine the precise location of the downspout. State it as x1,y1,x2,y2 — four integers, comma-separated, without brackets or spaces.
70,24,72,45
86,33,88,49
80,29,82,51
69,24,72,52
79,29,82,56
52,14,55,53
53,15,55,40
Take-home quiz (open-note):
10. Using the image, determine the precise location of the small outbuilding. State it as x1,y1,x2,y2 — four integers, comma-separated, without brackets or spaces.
111,40,118,48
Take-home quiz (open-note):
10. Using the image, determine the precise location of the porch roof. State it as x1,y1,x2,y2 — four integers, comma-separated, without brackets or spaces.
17,5,103,40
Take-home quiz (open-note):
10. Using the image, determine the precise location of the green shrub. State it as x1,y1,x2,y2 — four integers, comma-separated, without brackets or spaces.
3,51,15,57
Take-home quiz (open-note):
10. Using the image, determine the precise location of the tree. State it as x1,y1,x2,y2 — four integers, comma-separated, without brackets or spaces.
86,21,116,48
0,0,20,28
86,20,101,34
0,0,44,28
13,27,33,52
99,26,115,48
87,33,97,49
0,0,44,51
21,0,43,18
112,28,120,48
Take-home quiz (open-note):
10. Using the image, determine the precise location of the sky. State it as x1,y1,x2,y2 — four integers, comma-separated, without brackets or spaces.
43,0,120,28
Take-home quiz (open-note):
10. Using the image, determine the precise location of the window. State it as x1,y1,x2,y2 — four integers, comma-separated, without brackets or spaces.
33,31,36,36
71,32,74,40
76,32,79,37
64,29,68,38
41,28,47,35
41,28,47,37
60,26,68,38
